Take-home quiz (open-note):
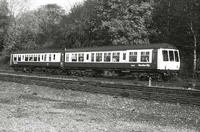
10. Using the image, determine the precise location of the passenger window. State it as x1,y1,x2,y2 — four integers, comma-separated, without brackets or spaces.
29,55,33,61
14,56,17,61
18,55,21,61
91,53,95,62
66,54,69,62
38,55,40,61
42,55,44,60
86,54,89,60
72,53,77,62
141,52,149,62
22,55,25,60
162,50,168,61
44,54,47,61
129,52,137,62
78,53,84,62
104,53,111,62
123,53,126,60
25,55,28,61
53,54,56,60
169,51,174,61
174,51,179,62
34,55,37,61
96,53,102,62
112,52,120,62
49,54,51,61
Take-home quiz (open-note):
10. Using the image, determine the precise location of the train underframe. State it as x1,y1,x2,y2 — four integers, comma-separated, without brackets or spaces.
63,69,177,81
12,65,178,81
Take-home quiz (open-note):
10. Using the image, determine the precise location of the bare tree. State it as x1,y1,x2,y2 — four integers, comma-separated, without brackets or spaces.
7,0,30,17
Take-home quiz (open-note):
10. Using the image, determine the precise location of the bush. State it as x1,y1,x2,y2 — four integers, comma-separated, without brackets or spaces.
0,55,10,64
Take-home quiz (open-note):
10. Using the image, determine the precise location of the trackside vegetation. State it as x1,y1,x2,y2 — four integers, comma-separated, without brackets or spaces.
0,0,200,78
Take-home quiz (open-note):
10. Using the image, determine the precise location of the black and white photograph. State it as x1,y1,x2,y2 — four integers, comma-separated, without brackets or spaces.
0,0,200,131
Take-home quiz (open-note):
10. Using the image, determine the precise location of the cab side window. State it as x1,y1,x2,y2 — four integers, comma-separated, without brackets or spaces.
162,50,168,61
174,51,179,62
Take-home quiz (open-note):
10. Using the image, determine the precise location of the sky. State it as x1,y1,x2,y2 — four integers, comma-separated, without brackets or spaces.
30,0,85,11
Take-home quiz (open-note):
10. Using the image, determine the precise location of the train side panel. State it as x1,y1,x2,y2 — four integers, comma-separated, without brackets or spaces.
63,49,158,72
63,62,156,71
11,52,63,70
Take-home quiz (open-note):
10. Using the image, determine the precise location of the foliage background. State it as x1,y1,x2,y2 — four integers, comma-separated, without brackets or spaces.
0,0,200,78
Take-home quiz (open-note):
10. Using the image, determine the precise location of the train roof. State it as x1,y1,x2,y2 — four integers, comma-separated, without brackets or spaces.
13,49,63,54
12,43,177,54
65,43,177,52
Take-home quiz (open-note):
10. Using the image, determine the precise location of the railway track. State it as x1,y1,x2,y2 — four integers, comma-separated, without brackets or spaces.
0,71,200,106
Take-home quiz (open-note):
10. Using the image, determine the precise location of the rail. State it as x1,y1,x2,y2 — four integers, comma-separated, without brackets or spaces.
0,72,200,106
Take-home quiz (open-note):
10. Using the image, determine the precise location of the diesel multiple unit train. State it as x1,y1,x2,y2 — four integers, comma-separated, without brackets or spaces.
10,43,180,80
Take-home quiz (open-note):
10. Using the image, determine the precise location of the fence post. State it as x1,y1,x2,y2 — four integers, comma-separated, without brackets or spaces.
149,77,152,87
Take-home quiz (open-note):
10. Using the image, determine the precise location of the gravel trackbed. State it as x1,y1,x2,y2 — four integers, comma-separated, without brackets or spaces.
0,81,199,132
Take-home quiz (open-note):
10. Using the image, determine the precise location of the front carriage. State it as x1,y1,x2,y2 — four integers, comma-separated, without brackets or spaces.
62,43,180,78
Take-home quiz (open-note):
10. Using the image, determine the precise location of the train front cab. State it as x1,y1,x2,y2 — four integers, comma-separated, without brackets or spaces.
157,49,180,75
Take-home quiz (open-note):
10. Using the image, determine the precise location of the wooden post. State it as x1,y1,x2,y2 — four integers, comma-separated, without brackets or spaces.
149,77,152,87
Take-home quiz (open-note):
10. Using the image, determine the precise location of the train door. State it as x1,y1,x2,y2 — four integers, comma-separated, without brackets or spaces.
120,52,127,62
85,53,90,62
157,49,166,70
152,49,157,69
60,52,65,69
